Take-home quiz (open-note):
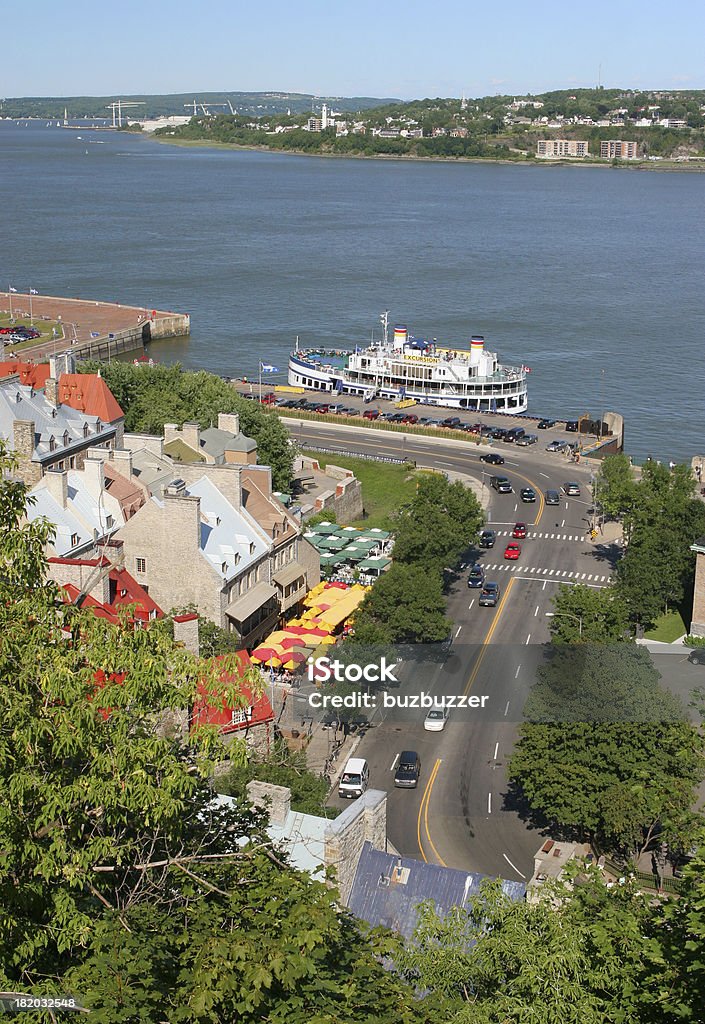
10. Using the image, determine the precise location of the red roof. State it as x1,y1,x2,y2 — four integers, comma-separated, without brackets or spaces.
0,361,51,388
192,651,274,736
52,557,163,624
57,373,124,423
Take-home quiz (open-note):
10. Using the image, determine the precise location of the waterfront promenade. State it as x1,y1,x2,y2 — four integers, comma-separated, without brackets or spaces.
0,291,190,362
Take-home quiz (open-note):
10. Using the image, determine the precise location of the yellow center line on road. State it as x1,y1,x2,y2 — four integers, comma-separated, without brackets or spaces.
417,758,445,865
417,577,517,865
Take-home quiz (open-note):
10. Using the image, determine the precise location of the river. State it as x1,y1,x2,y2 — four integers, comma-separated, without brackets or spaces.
1,119,703,461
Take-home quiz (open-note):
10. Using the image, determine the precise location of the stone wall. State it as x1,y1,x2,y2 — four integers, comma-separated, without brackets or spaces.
325,789,387,904
691,550,705,636
297,457,364,523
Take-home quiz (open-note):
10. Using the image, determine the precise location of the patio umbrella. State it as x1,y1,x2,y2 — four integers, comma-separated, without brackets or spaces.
265,631,290,644
251,646,279,663
283,650,306,666
264,656,283,668
279,636,307,650
300,626,330,638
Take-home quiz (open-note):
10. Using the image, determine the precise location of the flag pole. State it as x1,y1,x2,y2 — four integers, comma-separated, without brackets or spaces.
8,286,13,322
258,362,262,404
29,290,33,325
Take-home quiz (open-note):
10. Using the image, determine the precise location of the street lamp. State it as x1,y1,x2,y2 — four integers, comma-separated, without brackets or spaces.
545,611,583,638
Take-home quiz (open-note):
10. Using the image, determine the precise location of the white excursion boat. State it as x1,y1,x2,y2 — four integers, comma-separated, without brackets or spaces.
287,312,528,413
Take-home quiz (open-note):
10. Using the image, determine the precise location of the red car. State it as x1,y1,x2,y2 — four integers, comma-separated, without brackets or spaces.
512,522,527,539
504,543,521,560
363,409,380,420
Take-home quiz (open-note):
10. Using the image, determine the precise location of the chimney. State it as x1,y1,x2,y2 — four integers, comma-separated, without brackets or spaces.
163,491,201,550
44,377,60,408
217,412,240,436
44,468,68,509
246,780,291,827
12,419,36,459
49,352,75,379
180,421,201,452
173,612,200,655
110,448,133,479
82,455,105,497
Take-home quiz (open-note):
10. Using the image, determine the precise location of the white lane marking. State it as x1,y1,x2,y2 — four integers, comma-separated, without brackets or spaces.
503,853,527,879
493,741,500,760
587,574,593,580
514,503,518,512
561,519,565,527
513,575,606,588
542,580,547,590
550,533,555,539
488,793,492,814
390,754,400,771
468,600,475,610
542,567,548,574
581,573,587,579
540,472,550,479
504,700,510,716
515,665,521,678
529,566,536,572
525,633,531,645
568,571,574,578
534,605,539,617
455,625,462,637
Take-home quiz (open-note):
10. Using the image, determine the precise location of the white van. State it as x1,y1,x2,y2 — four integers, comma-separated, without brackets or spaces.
338,757,370,799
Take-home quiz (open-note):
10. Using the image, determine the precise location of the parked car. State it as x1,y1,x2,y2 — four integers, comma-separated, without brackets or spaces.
563,481,581,496
520,487,536,502
403,413,419,424
424,706,449,732
363,409,380,420
479,529,496,549
565,420,579,432
441,416,461,428
479,582,500,607
480,453,504,465
687,648,705,666
394,751,421,788
537,418,555,429
546,440,566,453
504,543,521,560
545,489,560,505
491,427,507,440
504,427,525,443
516,433,538,446
512,522,527,539
467,564,485,589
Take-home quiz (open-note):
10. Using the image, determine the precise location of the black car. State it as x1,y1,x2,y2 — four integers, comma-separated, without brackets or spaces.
688,649,705,665
520,487,537,502
565,420,579,432
491,427,507,440
479,529,496,549
480,453,504,465
467,564,485,589
441,416,461,428
394,751,421,788
537,418,555,429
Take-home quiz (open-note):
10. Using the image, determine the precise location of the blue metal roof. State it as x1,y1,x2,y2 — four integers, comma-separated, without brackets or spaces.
347,842,526,940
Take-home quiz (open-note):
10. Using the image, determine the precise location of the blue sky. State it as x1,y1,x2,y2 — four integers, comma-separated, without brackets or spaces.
3,0,702,100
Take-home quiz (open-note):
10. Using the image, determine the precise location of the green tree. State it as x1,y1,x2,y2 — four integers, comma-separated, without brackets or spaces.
509,646,704,854
155,606,244,657
548,583,630,643
353,563,450,644
218,739,336,818
593,452,637,519
393,475,484,571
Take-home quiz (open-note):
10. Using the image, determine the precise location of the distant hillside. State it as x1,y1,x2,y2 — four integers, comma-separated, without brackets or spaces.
0,92,399,120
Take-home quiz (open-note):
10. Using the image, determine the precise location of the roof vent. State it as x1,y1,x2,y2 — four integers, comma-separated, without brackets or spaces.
377,874,390,888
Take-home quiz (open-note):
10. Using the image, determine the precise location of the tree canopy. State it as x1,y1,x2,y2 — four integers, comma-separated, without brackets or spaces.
392,474,484,571
352,563,450,645
548,583,630,643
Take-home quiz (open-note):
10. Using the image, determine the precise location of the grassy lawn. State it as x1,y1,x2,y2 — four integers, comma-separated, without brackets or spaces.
312,453,420,529
0,313,61,349
644,610,687,642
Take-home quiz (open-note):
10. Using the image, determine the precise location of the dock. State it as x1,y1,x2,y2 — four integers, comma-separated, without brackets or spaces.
0,291,190,363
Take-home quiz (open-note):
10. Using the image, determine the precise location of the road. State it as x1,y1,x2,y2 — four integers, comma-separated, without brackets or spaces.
287,418,621,882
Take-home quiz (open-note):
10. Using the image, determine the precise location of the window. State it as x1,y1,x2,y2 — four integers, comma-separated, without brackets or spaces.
83,423,90,438
136,557,146,574
70,533,79,547
221,561,228,574
231,706,252,726
63,431,70,446
105,515,114,529
49,435,56,452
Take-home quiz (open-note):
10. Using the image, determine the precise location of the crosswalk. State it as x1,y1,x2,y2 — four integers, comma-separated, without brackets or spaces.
492,529,588,542
481,564,611,583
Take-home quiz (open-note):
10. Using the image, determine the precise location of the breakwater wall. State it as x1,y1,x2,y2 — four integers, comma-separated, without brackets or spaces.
72,314,191,361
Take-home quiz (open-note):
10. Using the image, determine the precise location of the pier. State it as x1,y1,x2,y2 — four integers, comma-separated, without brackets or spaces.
0,291,190,363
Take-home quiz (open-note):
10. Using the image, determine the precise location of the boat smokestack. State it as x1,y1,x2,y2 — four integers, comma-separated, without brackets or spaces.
470,335,484,363
393,325,408,351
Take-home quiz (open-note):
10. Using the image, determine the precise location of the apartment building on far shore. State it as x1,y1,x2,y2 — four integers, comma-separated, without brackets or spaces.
600,139,639,160
536,139,589,158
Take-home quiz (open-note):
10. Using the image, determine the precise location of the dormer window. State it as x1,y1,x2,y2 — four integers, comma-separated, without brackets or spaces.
70,533,80,547
49,435,56,452
105,515,114,529
62,430,70,446
249,542,255,555
83,422,89,438
221,561,228,574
